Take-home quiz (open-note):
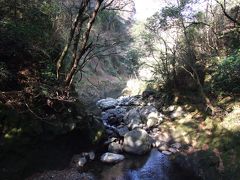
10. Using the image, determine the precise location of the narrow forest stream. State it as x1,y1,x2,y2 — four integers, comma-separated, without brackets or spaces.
1,0,240,179
85,149,199,180
81,95,200,180
29,94,201,180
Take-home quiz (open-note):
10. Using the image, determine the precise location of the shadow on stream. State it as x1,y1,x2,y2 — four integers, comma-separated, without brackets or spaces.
28,148,201,180
1,89,202,180
85,149,200,180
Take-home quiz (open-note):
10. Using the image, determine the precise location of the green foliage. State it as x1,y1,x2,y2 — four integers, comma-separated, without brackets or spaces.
126,49,140,68
96,10,124,32
213,51,240,93
40,59,56,81
142,1,240,94
0,2,57,49
0,0,63,86
162,5,181,19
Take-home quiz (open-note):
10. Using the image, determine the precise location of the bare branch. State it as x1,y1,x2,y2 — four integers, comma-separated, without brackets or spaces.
101,0,115,10
215,0,240,26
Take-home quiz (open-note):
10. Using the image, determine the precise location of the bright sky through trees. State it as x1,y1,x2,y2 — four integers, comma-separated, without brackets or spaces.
133,0,219,21
134,0,164,20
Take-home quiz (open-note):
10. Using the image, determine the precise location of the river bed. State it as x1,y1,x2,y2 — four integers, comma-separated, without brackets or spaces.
84,149,200,180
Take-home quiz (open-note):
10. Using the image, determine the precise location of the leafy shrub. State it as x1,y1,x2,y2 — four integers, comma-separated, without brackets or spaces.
0,1,62,87
213,51,240,93
126,49,140,68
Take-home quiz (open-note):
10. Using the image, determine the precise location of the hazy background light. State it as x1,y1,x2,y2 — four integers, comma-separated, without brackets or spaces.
134,0,165,21
133,0,220,21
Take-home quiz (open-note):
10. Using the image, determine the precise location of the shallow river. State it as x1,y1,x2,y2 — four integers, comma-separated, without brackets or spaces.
85,149,200,180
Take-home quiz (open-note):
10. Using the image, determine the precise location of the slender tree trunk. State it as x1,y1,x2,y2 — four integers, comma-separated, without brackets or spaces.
64,0,103,87
56,0,90,79
172,50,177,89
179,8,215,113
191,67,215,114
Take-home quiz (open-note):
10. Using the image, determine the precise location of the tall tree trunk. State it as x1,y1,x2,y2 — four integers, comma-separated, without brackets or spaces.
56,0,90,80
64,0,103,87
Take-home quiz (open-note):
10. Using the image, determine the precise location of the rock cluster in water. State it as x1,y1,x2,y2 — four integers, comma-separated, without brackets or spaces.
96,92,184,163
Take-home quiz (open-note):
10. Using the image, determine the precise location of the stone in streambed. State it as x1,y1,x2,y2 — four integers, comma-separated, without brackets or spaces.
123,129,152,155
170,106,184,119
100,152,125,163
117,126,129,137
171,142,182,149
108,142,123,153
140,106,163,128
140,106,159,119
97,98,118,110
146,113,161,128
70,155,87,167
158,143,169,151
162,151,172,155
123,108,142,129
168,147,177,153
117,96,143,106
103,107,127,125
88,151,95,160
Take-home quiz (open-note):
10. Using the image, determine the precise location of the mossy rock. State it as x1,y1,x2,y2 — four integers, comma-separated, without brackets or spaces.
76,115,106,145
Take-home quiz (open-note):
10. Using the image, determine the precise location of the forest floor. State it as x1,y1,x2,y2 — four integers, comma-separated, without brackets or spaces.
158,95,240,178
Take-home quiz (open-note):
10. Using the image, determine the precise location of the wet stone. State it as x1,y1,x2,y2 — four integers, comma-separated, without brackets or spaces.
88,151,95,160
171,142,182,149
108,142,123,153
97,98,118,110
106,129,114,135
70,155,87,168
100,153,125,163
123,129,152,155
117,126,129,137
162,151,172,155
168,147,177,153
158,143,169,151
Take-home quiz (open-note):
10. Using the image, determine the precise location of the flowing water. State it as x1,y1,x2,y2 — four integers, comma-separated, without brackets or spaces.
85,149,200,180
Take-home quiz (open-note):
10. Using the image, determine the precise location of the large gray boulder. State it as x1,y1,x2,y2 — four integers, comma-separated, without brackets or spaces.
123,108,142,129
100,152,125,163
123,129,152,155
96,98,118,110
